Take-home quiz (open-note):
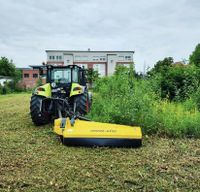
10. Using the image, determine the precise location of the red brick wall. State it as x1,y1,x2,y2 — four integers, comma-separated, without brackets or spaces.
22,69,39,88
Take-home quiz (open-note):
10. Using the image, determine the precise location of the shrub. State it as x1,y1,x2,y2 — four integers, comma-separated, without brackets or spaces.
192,87,200,111
88,67,158,132
85,68,99,87
36,78,43,87
88,67,200,138
149,64,200,101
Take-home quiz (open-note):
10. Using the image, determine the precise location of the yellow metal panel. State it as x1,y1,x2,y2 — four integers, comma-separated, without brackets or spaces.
54,118,63,136
35,83,52,97
54,118,142,139
70,83,84,97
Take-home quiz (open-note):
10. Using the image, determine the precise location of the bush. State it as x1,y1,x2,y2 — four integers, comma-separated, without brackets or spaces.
192,87,200,111
88,67,158,132
0,57,23,94
88,67,200,138
0,84,3,94
0,80,25,95
36,78,43,87
149,64,200,101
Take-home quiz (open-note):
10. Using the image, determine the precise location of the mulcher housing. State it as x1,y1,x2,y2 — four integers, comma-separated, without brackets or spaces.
54,118,142,147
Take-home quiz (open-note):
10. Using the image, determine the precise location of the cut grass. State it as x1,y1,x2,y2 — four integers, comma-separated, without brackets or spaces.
0,94,200,191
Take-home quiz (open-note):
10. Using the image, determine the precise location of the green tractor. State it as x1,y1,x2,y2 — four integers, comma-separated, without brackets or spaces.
30,65,92,126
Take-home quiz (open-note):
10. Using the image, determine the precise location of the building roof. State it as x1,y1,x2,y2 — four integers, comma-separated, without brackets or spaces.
16,67,31,70
29,65,46,69
46,50,135,53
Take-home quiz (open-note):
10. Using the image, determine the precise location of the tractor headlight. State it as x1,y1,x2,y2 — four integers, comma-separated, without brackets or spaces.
51,82,56,88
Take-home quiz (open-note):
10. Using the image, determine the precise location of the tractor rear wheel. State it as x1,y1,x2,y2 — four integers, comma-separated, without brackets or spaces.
30,95,51,126
74,91,90,116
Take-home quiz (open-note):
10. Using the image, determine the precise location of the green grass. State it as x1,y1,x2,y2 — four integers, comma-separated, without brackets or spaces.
0,94,200,191
148,100,200,137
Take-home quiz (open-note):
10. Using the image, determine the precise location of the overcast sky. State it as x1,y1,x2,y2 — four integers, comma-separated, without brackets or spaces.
0,0,200,72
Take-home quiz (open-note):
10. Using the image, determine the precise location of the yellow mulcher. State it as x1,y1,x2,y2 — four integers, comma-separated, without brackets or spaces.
30,65,142,147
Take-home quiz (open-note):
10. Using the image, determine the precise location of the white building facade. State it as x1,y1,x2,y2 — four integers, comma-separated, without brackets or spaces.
46,50,134,76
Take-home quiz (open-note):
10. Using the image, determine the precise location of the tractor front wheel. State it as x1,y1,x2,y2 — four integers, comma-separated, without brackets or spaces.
30,95,51,126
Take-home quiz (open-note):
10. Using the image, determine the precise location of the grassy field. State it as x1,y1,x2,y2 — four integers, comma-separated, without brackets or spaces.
0,94,200,192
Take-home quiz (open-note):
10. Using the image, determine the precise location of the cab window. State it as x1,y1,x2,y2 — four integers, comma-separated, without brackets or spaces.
72,68,79,83
51,68,71,83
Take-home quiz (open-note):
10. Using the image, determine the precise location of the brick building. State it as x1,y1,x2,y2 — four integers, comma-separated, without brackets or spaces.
21,50,134,88
18,68,40,88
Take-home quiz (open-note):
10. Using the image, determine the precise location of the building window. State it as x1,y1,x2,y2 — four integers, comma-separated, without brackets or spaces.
125,56,131,60
24,73,29,78
56,56,62,60
49,56,55,60
93,64,105,77
100,57,106,61
33,74,38,78
75,56,80,61
93,56,99,61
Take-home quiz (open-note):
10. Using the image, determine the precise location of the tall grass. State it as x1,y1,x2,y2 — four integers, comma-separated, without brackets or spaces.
88,69,200,138
144,100,200,137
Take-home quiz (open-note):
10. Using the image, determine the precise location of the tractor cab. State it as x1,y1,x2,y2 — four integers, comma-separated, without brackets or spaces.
46,65,87,98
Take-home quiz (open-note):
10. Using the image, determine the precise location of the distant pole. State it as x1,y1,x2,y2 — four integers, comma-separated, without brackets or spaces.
143,60,146,77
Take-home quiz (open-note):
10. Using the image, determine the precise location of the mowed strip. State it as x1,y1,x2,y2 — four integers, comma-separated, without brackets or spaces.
0,94,200,192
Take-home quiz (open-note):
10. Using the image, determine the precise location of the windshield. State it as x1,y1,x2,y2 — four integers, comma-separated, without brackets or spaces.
51,68,71,84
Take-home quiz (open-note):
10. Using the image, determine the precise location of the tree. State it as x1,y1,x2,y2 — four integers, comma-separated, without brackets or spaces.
0,57,23,94
114,65,129,76
147,57,174,76
85,68,99,86
0,57,16,76
189,43,200,67
148,56,200,101
36,77,43,87
159,65,194,100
